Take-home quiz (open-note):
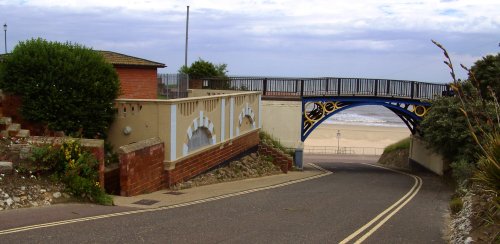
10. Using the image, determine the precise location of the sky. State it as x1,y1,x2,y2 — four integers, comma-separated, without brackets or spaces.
0,0,499,83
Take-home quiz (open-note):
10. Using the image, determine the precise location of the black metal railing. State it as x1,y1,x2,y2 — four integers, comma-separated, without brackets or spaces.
158,73,189,99
202,76,450,100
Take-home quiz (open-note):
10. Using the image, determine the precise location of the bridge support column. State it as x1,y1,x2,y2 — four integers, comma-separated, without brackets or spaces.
294,142,304,170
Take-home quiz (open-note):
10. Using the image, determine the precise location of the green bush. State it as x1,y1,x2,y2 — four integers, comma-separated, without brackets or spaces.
179,58,228,79
449,196,463,215
0,38,120,138
450,159,476,187
31,139,113,205
469,53,500,101
420,94,495,163
383,137,410,154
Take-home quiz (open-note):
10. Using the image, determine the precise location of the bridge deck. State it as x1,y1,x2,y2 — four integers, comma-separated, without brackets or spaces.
202,76,450,101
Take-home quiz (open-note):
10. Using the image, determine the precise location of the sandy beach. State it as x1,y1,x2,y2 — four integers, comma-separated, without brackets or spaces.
304,123,410,154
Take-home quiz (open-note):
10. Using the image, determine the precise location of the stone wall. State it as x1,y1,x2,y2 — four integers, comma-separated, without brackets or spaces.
118,138,165,196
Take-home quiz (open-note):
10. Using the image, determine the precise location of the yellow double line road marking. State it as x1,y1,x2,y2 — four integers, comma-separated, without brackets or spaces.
340,163,423,244
0,163,331,235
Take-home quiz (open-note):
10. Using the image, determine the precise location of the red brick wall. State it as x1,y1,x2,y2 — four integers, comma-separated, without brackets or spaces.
118,138,165,196
165,130,260,187
189,79,203,89
116,67,158,99
2,95,48,135
258,143,293,173
104,165,120,195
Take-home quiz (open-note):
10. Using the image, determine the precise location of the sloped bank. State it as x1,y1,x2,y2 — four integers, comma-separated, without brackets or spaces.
377,137,410,169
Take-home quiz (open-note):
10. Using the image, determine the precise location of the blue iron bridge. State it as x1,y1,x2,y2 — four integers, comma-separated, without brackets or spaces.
202,77,452,140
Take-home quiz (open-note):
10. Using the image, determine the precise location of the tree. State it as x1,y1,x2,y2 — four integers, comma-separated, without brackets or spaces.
179,58,228,79
0,38,120,138
469,53,500,100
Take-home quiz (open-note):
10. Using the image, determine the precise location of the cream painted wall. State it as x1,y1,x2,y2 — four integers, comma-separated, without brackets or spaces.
261,100,302,148
409,135,448,175
108,92,261,168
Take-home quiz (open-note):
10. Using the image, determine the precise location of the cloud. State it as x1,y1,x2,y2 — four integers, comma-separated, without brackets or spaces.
1,0,498,82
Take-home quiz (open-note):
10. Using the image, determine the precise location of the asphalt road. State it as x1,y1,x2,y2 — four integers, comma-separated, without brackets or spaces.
0,158,452,243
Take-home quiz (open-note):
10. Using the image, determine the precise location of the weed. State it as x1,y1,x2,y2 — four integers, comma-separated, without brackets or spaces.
449,197,463,215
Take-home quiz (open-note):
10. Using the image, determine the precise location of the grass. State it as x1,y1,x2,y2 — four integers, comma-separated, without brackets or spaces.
383,137,411,154
259,131,294,156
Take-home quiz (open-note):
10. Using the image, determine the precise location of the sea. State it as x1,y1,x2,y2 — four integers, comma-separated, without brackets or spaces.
323,105,406,128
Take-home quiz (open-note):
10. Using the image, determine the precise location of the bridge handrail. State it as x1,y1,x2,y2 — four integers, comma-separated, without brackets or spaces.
201,76,451,100
303,146,385,155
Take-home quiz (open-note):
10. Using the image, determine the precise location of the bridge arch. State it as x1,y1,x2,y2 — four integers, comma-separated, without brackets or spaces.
301,97,431,141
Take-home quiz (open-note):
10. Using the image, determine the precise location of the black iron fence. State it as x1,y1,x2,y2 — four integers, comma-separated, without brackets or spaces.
158,73,189,99
202,76,451,100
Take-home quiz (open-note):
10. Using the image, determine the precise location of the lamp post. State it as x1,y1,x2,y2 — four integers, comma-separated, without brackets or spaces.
3,23,6,54
336,130,341,154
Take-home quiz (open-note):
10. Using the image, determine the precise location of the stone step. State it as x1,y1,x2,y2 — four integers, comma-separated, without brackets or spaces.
0,161,13,174
16,129,30,138
0,130,7,138
7,123,21,137
0,116,12,130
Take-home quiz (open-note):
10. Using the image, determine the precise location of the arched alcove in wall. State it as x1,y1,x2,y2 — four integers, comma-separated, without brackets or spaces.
183,112,216,156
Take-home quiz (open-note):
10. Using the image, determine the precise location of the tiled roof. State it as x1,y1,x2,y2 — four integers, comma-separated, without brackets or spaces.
97,50,166,68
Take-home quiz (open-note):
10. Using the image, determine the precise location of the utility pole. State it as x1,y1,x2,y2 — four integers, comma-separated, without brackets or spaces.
184,6,189,68
3,23,6,54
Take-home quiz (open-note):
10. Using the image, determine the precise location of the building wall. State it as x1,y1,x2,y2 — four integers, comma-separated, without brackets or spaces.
116,67,158,99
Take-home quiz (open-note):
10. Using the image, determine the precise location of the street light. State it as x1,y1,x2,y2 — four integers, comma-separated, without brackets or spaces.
336,130,341,153
3,23,6,54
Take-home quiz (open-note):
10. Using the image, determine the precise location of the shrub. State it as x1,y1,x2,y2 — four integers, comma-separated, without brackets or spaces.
450,159,476,187
30,139,113,205
432,40,499,215
0,38,120,138
474,133,500,193
449,196,463,215
469,53,500,101
420,94,495,163
179,58,228,79
383,137,410,154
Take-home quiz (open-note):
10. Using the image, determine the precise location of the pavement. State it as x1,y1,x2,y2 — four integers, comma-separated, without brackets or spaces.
112,163,327,209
